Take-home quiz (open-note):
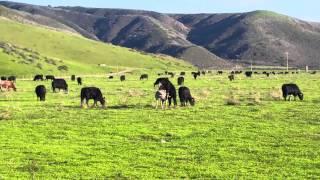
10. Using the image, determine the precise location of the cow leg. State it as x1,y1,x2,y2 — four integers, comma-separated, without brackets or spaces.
92,100,98,108
168,98,172,107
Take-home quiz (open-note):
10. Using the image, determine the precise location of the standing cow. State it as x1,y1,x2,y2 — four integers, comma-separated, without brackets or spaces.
120,75,126,82
0,81,16,91
45,75,55,81
52,79,68,93
35,85,46,101
155,85,168,109
179,86,195,107
282,84,304,101
8,76,16,82
71,75,76,81
154,78,177,107
81,87,106,108
177,77,184,86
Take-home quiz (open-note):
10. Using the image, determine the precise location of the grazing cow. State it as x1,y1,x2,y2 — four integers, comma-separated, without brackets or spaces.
178,86,195,107
0,81,16,91
177,77,184,86
201,71,206,75
180,72,186,76
0,76,6,81
45,75,55,81
154,78,177,107
77,77,82,85
155,85,168,109
8,76,16,82
34,74,44,81
81,87,106,108
71,75,76,81
245,71,253,78
108,76,114,79
218,71,223,75
35,85,46,101
228,74,235,81
192,72,200,80
282,84,303,101
168,72,175,78
266,73,270,77
120,75,126,82
140,74,148,80
52,79,68,92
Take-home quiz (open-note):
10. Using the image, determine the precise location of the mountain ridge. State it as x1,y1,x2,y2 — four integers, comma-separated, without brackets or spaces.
1,1,320,69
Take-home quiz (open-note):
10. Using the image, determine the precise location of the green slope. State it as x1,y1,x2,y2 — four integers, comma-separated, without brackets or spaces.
0,18,194,76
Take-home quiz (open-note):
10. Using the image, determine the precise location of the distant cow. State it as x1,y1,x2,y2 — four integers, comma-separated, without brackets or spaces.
201,71,206,76
282,84,304,101
180,72,186,76
120,75,126,82
228,74,235,81
0,76,6,81
140,74,148,80
154,78,177,107
34,74,44,81
179,86,195,107
77,77,82,85
0,81,16,91
52,79,68,93
177,77,184,86
71,75,76,81
108,76,114,79
168,72,175,78
245,71,253,78
218,71,223,75
192,72,200,80
8,76,16,82
45,75,55,81
155,85,168,109
35,85,46,101
81,87,106,108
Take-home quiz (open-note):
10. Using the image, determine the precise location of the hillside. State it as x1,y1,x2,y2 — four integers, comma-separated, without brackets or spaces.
0,13,194,76
1,2,320,69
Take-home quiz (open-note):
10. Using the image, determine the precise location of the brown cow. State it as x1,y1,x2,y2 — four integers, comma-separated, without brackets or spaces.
0,81,16,91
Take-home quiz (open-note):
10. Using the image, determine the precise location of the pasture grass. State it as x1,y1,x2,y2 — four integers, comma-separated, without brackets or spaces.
0,72,319,178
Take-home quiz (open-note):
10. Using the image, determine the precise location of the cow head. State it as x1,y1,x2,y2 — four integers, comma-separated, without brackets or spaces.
190,98,195,106
298,93,304,100
101,97,106,107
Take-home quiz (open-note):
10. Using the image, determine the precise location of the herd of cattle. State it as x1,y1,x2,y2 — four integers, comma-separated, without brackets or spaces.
0,70,306,108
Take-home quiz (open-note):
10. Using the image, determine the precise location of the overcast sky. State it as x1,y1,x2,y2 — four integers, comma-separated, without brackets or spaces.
10,0,320,22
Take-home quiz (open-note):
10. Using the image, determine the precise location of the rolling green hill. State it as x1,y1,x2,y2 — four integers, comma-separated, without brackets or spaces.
0,17,194,76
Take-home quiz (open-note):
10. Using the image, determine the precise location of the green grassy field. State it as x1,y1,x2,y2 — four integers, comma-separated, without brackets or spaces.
0,72,319,179
0,18,193,76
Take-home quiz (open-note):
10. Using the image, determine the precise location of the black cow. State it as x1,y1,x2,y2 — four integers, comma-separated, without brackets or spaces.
108,76,114,79
201,71,206,76
177,77,184,86
228,74,235,81
168,72,175,78
245,71,253,78
77,77,82,85
71,75,76,81
52,79,68,92
0,76,6,81
45,75,55,81
218,71,223,75
33,75,44,81
140,74,148,80
192,72,200,80
120,75,126,82
179,86,195,107
35,85,46,101
282,84,304,101
8,76,16,82
180,72,186,76
154,78,177,107
81,87,106,108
